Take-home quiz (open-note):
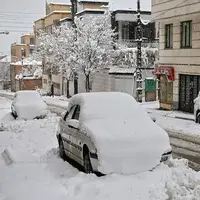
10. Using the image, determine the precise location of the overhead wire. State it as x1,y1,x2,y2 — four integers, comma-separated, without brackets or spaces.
0,10,43,15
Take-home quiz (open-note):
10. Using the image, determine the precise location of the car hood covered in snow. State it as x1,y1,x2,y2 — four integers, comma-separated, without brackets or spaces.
83,118,171,175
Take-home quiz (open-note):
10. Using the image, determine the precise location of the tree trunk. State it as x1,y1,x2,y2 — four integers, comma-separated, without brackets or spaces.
85,74,90,92
74,72,78,95
67,80,70,98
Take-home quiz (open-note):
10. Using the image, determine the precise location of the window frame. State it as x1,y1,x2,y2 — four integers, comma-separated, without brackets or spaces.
71,105,80,120
181,21,192,48
63,105,75,121
165,24,173,49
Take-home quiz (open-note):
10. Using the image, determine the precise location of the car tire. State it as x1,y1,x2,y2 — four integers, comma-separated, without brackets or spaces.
59,137,67,160
83,149,93,174
196,112,200,124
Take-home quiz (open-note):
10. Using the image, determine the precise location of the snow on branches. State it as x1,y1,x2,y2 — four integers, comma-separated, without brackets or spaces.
113,47,158,69
37,12,116,92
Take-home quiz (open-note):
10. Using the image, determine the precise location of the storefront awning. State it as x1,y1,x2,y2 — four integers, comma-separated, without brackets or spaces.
152,66,175,81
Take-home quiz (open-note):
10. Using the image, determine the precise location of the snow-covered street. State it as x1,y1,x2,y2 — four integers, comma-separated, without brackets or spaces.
1,96,200,200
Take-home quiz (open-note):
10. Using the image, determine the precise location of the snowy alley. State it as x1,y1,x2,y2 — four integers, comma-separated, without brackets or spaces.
1,96,200,200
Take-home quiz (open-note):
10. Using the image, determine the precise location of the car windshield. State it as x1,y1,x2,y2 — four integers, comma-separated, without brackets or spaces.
80,93,148,121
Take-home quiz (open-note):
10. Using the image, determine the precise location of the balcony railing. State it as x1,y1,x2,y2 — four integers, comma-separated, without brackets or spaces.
119,39,159,48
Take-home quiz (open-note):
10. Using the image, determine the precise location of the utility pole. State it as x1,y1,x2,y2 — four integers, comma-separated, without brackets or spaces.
136,0,143,102
70,0,78,95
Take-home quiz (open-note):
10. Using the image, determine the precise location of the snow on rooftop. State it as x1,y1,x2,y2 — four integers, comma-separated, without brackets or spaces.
45,10,71,18
78,0,109,2
11,58,42,66
47,0,71,5
0,55,11,63
109,66,135,74
109,0,151,12
76,8,105,15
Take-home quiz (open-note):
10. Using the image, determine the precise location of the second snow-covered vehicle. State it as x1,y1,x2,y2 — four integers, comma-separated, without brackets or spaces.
11,90,48,120
56,92,172,174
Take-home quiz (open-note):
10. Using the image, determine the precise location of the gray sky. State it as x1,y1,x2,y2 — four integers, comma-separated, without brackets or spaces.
0,0,45,55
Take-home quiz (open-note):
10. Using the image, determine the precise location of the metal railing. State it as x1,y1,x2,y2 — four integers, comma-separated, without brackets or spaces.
119,39,159,48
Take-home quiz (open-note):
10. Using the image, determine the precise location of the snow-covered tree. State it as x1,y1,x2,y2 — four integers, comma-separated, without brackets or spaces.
0,61,10,81
35,30,59,82
36,12,116,93
113,47,158,69
72,13,116,92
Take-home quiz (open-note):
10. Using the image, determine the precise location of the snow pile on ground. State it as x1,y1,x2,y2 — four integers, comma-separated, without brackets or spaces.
165,159,200,199
43,96,69,109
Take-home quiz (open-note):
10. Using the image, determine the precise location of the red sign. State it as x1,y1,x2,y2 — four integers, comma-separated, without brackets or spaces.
152,66,175,81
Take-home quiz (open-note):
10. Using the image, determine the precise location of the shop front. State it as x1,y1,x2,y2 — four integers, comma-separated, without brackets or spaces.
153,66,175,110
179,74,200,113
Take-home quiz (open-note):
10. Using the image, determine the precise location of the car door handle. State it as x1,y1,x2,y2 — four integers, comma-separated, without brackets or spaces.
68,125,78,130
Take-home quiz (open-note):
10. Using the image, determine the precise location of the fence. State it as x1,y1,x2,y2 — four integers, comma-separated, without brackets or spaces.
67,69,155,98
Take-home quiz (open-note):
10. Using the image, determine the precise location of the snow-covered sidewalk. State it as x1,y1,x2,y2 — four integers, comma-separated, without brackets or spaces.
140,101,200,137
141,101,194,121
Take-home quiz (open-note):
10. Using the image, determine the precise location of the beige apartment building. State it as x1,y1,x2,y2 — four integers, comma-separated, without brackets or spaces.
152,0,200,113
34,1,72,95
11,34,35,63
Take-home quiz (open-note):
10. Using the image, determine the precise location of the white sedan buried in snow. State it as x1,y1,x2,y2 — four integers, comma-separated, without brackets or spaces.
57,92,172,174
11,90,48,120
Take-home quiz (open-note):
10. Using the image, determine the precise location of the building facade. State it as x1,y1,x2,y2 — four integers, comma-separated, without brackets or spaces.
34,1,72,95
10,59,42,92
11,34,35,63
152,0,200,113
111,10,156,47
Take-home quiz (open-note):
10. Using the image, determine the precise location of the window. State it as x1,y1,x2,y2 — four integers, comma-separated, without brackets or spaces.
122,22,129,40
181,21,192,48
72,105,80,120
64,106,75,121
21,37,25,44
21,48,26,57
63,111,69,121
30,49,34,55
165,24,173,48
30,38,35,45
43,79,47,84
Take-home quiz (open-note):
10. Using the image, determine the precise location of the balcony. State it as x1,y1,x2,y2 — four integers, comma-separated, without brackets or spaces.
119,39,159,48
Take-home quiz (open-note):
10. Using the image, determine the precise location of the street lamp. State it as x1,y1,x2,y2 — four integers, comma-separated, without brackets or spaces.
0,31,9,35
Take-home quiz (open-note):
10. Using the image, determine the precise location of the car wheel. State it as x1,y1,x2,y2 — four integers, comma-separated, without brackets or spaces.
59,137,67,160
83,149,93,174
196,112,200,124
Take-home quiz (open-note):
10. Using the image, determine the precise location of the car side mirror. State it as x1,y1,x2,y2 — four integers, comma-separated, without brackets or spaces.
68,119,79,130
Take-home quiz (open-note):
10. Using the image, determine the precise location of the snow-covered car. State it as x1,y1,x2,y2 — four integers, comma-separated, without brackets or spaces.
194,92,200,123
56,92,172,174
11,90,48,120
